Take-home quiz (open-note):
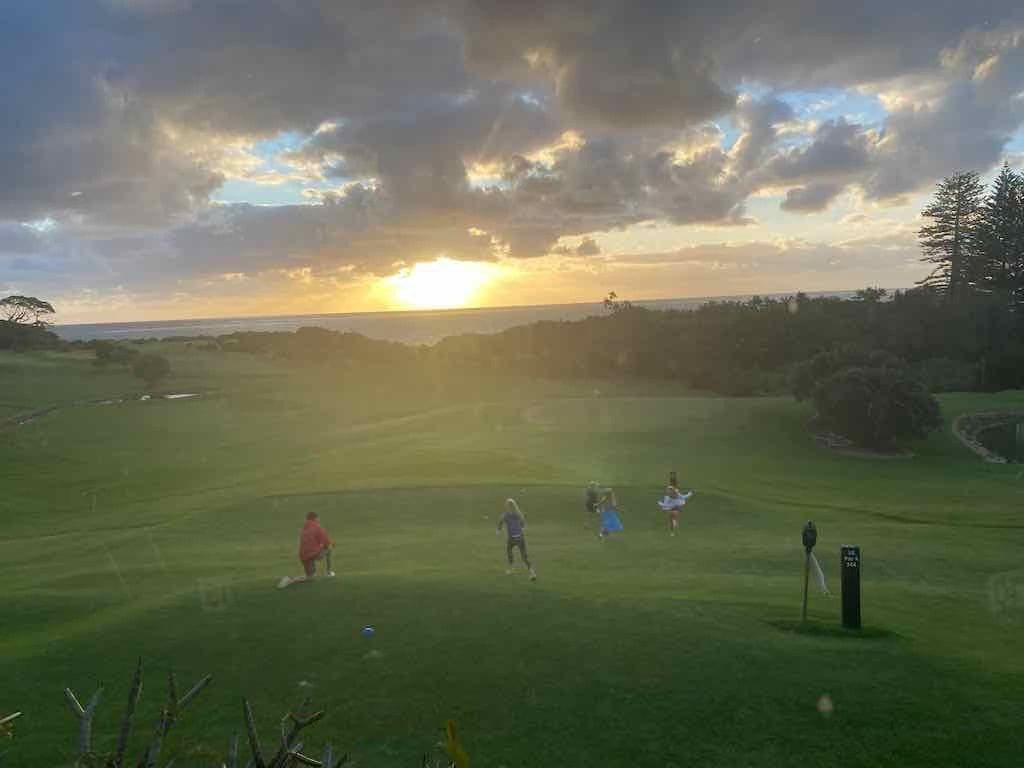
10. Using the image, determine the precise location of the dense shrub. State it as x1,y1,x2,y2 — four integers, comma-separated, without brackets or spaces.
0,320,60,351
132,353,171,386
92,341,140,366
813,366,942,449
790,346,904,400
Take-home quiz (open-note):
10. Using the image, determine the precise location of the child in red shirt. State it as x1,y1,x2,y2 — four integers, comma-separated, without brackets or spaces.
279,511,335,588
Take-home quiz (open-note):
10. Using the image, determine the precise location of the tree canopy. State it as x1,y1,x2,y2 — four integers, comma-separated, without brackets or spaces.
0,295,55,326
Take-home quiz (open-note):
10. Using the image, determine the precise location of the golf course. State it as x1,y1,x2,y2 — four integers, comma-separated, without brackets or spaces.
2,344,1022,767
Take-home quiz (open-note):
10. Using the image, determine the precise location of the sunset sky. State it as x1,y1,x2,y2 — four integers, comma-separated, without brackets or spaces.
3,1,1024,324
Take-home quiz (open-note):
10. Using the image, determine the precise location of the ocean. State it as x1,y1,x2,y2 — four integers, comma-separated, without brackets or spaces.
54,291,859,345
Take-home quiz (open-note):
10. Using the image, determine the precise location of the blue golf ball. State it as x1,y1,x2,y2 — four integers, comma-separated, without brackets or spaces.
361,626,375,638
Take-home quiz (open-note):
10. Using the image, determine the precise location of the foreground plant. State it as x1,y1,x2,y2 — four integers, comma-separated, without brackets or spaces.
233,696,348,768
65,657,212,767
0,711,21,766
56,661,467,767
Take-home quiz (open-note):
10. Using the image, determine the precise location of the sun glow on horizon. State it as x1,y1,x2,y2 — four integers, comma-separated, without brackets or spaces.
387,257,500,309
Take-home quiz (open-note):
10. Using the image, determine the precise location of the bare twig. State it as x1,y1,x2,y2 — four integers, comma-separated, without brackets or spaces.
167,672,179,717
112,658,144,768
138,671,212,768
224,735,239,768
178,674,212,711
321,744,349,768
242,698,265,768
64,685,103,755
0,711,22,737
59,663,358,768
268,711,325,768
286,748,320,767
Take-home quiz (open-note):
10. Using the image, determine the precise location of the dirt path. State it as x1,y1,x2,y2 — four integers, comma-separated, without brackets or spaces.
0,393,204,431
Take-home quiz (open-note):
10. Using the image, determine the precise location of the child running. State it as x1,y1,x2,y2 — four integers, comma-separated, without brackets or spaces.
598,490,624,540
497,498,537,581
657,485,694,536
278,511,335,588
584,481,605,528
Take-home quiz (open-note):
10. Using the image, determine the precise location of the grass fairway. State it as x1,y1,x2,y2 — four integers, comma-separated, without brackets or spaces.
2,347,1023,766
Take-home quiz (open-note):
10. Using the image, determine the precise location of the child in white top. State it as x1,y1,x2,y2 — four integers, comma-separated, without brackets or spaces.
657,486,694,536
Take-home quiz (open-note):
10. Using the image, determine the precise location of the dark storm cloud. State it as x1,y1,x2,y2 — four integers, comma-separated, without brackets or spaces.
0,4,223,224
780,182,846,212
1,0,1024,295
760,119,874,184
507,136,747,229
447,0,737,129
118,4,472,136
730,97,795,177
865,28,1024,199
729,116,875,210
291,87,563,216
710,0,1024,88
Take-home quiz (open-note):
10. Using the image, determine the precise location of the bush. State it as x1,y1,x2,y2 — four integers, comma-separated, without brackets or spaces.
790,346,904,400
92,341,140,367
813,366,942,449
0,320,60,352
132,353,171,386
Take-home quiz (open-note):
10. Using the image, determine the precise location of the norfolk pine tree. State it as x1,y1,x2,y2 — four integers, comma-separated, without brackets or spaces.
978,162,1024,307
918,171,986,301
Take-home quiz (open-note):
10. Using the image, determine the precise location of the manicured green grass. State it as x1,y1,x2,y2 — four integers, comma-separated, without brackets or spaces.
1,348,1022,766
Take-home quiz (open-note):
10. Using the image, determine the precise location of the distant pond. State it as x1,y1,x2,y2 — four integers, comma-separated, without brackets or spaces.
976,418,1024,463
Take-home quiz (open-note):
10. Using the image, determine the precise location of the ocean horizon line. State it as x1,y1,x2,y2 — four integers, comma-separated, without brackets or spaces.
54,288,883,330
52,288,886,344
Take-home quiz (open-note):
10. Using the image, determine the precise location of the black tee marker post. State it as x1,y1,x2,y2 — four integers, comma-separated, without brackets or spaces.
841,545,862,629
801,521,818,624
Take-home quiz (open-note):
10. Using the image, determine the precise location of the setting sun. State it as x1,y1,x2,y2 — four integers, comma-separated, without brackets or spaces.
388,258,499,309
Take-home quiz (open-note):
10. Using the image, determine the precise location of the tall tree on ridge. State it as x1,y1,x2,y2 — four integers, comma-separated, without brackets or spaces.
918,172,986,302
978,162,1024,307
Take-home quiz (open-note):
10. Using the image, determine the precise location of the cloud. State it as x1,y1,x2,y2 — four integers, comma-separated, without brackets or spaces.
758,118,874,189
729,96,795,176
451,1,737,129
613,235,920,278
780,182,846,212
864,27,1024,198
288,86,563,216
2,1,1024,314
552,236,601,257
576,236,601,256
